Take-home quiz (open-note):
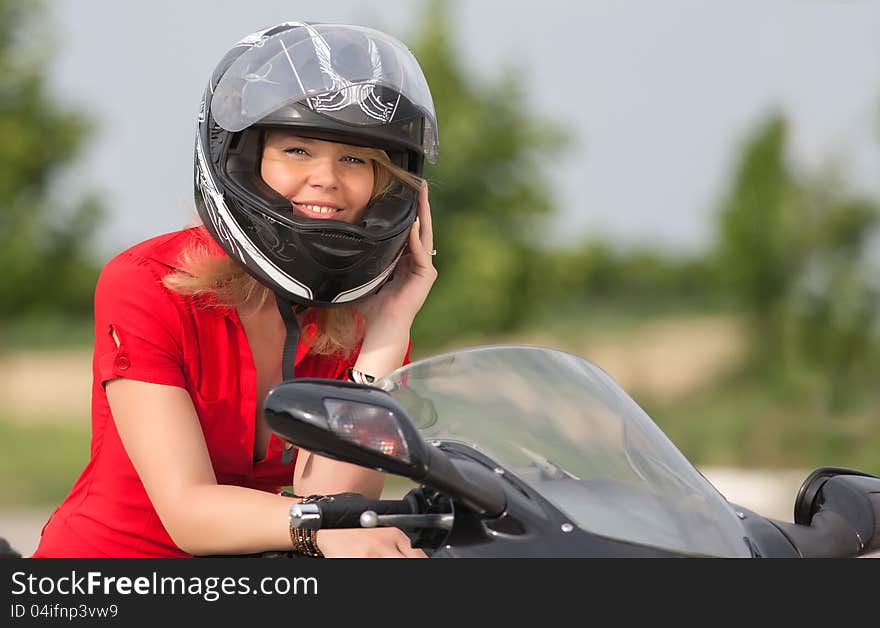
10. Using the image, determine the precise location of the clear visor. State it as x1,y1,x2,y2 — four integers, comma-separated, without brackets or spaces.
212,23,438,162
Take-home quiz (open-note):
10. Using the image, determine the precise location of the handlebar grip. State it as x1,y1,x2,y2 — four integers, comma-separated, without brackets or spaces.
790,471,880,556
869,494,880,553
834,477,880,553
292,495,416,530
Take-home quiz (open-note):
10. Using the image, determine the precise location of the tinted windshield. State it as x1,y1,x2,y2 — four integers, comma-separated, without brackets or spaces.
381,345,751,557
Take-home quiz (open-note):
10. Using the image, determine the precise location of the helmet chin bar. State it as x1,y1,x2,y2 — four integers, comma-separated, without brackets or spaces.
331,247,404,303
215,197,409,308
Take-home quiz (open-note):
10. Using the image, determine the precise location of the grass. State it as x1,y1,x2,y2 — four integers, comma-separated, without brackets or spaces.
8,383,875,510
0,315,94,350
0,418,91,507
4,304,878,508
419,302,880,476
0,415,419,508
644,373,880,474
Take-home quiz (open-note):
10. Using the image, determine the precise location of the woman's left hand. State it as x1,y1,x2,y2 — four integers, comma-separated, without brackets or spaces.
358,183,437,331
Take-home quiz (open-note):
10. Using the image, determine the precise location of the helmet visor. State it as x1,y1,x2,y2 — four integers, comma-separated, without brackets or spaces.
212,23,438,162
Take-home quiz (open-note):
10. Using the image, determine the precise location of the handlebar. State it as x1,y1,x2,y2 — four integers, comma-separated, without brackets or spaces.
290,495,417,530
286,487,453,554
808,473,880,555
773,467,880,557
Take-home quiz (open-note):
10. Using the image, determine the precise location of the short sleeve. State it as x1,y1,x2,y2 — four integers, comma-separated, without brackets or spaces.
93,253,186,387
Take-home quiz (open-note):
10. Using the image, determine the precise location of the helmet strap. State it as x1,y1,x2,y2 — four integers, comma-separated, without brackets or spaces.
275,292,307,465
274,292,305,381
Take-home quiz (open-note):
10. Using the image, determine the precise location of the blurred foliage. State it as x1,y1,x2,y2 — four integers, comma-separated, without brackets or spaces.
0,417,89,506
646,370,880,473
405,0,732,351
714,113,880,412
0,0,103,321
519,241,723,323
406,0,571,347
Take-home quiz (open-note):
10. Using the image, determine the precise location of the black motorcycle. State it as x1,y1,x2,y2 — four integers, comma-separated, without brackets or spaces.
265,344,880,558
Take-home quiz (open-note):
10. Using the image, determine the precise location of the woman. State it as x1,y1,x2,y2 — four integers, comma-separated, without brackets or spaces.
32,21,439,558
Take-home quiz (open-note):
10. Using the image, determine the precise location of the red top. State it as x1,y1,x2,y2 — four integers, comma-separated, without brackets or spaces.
32,227,396,558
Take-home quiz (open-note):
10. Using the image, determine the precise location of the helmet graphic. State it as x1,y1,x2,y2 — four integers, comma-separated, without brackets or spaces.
194,22,438,307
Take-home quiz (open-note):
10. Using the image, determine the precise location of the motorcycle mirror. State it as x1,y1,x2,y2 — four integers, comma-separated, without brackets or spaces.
263,378,507,517
263,378,431,479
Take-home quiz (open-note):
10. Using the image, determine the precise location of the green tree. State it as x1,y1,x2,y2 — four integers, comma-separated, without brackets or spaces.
404,0,570,349
714,112,880,409
716,114,802,348
0,0,103,320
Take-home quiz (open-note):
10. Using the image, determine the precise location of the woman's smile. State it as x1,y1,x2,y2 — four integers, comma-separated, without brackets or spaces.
291,201,345,219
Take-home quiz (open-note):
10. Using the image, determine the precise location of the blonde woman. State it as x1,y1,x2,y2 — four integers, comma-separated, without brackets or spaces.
33,22,439,558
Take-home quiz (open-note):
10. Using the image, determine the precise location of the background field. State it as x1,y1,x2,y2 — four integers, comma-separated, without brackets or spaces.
2,310,864,556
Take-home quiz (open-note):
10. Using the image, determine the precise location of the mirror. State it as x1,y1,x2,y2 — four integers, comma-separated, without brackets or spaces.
264,377,507,516
263,378,431,479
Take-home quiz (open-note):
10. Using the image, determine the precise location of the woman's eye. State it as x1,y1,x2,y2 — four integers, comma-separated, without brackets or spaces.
342,155,365,164
283,147,309,156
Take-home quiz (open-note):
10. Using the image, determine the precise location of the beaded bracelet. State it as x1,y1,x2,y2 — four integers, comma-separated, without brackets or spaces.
290,527,322,557
288,494,333,558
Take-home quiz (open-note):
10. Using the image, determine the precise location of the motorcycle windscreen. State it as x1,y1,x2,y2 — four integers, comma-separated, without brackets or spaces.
382,346,752,558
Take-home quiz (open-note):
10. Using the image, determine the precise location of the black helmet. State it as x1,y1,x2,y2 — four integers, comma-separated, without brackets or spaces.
194,21,439,307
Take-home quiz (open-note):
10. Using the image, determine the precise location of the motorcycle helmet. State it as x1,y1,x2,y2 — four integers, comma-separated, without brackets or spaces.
194,21,439,308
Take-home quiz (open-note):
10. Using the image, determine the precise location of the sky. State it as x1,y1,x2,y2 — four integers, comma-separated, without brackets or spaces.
46,0,880,259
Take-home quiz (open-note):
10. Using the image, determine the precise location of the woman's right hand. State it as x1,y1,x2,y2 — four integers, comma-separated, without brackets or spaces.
316,527,427,558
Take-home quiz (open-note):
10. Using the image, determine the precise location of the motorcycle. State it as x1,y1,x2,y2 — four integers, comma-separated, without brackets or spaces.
4,344,876,559
265,344,880,558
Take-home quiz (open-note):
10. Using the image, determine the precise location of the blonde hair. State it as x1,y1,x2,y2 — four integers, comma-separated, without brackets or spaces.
164,142,423,358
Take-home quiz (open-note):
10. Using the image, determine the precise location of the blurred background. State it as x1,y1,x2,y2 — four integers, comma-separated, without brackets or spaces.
2,0,880,555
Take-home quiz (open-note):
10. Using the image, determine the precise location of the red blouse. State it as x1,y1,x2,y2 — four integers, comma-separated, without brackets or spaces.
32,227,391,557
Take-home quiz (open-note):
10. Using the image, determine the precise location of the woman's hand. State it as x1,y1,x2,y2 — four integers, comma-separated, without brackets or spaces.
316,527,427,558
357,183,437,331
